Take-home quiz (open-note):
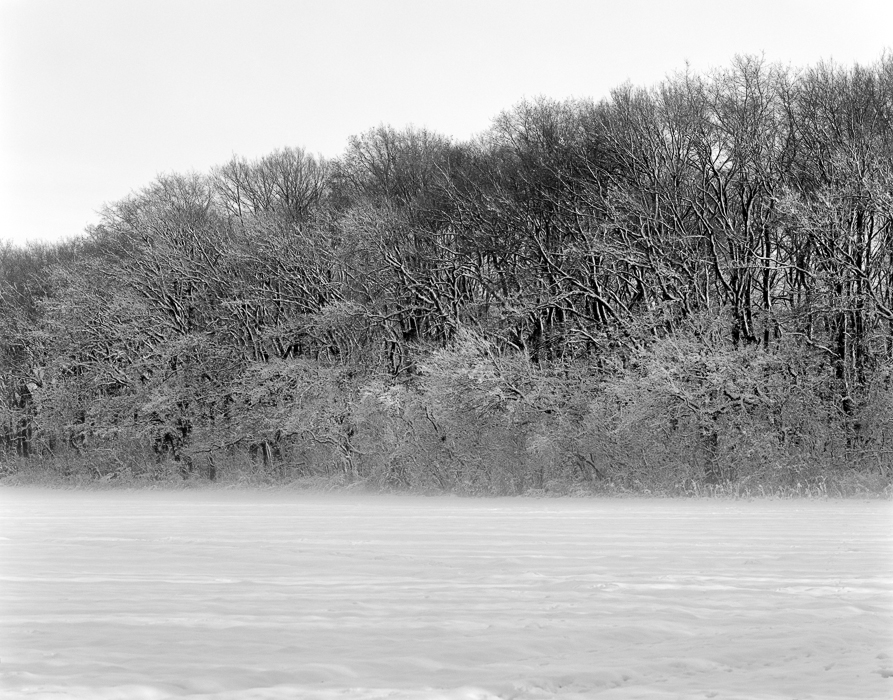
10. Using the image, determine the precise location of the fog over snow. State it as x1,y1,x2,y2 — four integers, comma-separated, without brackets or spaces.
0,489,891,699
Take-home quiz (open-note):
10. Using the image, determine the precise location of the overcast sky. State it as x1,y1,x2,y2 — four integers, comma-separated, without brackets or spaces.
1,0,891,247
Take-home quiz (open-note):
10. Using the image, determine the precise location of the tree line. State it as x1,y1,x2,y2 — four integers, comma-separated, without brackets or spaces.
2,55,891,493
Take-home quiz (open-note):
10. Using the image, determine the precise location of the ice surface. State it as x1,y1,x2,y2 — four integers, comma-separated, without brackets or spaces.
0,489,890,699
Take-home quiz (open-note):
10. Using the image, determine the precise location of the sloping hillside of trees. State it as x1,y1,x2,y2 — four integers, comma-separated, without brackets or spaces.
2,56,892,494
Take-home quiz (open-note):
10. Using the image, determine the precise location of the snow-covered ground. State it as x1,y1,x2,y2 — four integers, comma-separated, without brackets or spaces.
0,489,890,700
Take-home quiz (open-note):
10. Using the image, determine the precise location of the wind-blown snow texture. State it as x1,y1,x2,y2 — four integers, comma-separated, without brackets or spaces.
0,489,890,699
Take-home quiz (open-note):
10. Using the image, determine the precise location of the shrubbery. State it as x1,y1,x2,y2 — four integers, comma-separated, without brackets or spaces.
6,326,889,496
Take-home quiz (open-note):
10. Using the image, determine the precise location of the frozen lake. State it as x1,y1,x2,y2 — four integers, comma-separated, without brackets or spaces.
0,489,891,699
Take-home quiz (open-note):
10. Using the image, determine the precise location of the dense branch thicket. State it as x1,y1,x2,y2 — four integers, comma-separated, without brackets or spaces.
3,56,892,493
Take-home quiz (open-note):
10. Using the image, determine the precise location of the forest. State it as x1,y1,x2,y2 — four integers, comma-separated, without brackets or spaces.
1,55,891,494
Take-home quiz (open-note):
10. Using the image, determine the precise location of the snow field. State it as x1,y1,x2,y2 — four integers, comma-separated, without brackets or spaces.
0,489,891,699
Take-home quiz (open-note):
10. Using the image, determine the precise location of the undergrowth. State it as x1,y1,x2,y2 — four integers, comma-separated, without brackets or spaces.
2,450,890,498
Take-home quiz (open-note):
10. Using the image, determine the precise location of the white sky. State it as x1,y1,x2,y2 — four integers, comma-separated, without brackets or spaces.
1,0,891,247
